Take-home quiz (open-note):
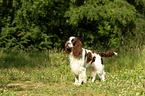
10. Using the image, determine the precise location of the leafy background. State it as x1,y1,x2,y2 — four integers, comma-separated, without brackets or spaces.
0,0,145,95
0,0,145,51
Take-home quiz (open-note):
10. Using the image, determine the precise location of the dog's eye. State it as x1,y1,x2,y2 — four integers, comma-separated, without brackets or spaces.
72,39,74,42
72,39,75,44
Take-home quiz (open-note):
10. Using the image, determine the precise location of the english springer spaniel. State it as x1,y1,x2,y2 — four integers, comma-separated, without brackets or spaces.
65,36,117,85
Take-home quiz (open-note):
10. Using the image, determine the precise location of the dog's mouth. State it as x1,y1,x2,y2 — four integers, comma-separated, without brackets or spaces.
67,47,72,52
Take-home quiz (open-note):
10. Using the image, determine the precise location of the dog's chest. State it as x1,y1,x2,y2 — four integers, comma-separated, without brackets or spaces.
69,54,85,75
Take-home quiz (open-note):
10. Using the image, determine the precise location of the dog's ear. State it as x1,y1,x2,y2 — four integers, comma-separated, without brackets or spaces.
72,37,82,57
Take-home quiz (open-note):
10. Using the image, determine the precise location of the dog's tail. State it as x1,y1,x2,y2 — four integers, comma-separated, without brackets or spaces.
99,51,117,57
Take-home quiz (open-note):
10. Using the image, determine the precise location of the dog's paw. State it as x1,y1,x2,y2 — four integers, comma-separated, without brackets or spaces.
73,82,81,85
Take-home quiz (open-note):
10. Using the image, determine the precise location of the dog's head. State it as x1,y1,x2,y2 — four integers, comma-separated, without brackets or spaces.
65,36,82,57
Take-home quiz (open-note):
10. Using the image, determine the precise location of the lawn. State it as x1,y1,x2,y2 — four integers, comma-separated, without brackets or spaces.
0,49,144,96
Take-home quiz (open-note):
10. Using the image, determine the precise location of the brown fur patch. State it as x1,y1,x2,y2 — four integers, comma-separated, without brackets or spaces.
72,37,82,57
86,52,93,63
99,51,116,57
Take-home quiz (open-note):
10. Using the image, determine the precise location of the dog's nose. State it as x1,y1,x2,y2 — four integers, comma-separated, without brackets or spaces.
65,41,69,46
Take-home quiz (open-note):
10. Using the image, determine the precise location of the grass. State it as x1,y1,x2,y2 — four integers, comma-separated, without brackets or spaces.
0,49,145,96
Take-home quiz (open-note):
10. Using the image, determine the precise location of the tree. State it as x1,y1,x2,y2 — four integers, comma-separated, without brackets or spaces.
126,0,145,15
0,0,70,50
0,0,145,51
65,0,137,50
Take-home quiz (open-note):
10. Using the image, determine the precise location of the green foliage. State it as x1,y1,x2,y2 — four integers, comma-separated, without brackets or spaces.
0,0,69,51
126,0,145,15
65,0,137,49
0,0,145,51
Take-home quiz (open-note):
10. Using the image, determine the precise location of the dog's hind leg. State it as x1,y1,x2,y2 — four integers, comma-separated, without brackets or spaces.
98,70,105,81
74,75,79,85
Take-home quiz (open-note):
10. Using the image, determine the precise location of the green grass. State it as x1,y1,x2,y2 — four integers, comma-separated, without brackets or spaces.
0,49,144,96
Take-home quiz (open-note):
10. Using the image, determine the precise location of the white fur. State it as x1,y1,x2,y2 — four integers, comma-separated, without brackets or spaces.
67,36,75,48
66,36,106,85
69,48,105,85
87,53,105,82
69,48,87,85
114,52,118,56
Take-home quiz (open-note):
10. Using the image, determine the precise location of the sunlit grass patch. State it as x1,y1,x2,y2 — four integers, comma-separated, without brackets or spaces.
104,68,145,95
0,49,144,95
104,48,145,73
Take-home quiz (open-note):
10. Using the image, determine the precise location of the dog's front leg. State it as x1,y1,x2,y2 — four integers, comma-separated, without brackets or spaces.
78,67,87,85
92,75,96,82
73,74,79,85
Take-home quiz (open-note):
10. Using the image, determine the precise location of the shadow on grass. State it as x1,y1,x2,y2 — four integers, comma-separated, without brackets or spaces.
0,51,49,68
6,81,36,91
7,84,25,91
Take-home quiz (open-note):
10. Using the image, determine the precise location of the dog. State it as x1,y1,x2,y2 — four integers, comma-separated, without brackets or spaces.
65,36,117,85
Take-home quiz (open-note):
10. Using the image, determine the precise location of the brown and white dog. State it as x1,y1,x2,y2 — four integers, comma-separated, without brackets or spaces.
65,36,117,85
